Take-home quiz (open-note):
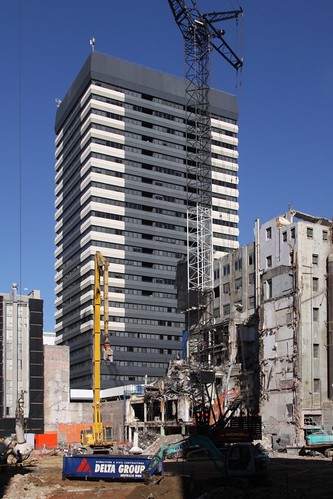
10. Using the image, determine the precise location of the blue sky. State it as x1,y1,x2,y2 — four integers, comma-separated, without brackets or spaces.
1,0,333,331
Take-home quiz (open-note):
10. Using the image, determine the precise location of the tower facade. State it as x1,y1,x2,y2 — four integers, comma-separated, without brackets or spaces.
54,52,239,389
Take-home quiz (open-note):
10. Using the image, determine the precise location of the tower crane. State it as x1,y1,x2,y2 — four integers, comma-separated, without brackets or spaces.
168,0,243,364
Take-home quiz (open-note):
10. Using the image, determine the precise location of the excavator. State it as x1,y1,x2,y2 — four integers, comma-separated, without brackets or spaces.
0,391,33,465
80,251,114,453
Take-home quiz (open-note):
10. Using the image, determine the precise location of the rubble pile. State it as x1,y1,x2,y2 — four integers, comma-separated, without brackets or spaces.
151,358,212,404
142,434,184,455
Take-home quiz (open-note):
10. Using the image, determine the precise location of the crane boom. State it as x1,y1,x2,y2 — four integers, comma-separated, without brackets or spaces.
168,0,243,69
168,0,243,364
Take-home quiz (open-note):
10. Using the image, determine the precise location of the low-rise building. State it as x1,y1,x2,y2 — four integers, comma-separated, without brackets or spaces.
0,286,44,437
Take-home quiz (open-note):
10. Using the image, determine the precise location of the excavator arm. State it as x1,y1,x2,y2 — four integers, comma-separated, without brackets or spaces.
144,435,268,479
144,435,227,478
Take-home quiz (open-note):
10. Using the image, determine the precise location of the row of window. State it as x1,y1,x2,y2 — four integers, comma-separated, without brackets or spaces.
91,194,186,221
115,345,178,354
264,276,320,300
266,225,330,242
221,297,255,316
93,80,237,128
112,331,181,341
92,223,185,246
116,360,169,368
111,317,182,327
110,301,177,313
71,374,157,384
266,253,320,269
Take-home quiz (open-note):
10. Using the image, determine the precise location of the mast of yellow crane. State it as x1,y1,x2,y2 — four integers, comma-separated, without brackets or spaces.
92,251,113,445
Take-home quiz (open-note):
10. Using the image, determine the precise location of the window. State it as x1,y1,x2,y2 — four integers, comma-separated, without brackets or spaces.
312,254,319,265
307,227,313,239
291,227,295,239
313,277,319,292
248,296,255,308
223,282,230,294
290,252,294,266
265,279,272,299
266,227,272,240
248,253,254,265
248,273,255,285
266,255,272,268
235,258,242,271
235,277,242,290
313,344,319,359
313,378,320,393
313,307,319,322
323,230,328,241
223,264,230,276
223,304,230,315
286,312,293,324
282,231,287,242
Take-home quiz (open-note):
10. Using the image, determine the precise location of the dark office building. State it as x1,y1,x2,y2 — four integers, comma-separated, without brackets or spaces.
54,52,239,389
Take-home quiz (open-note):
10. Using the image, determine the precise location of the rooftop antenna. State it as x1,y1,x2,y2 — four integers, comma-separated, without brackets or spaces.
90,37,96,52
12,283,18,302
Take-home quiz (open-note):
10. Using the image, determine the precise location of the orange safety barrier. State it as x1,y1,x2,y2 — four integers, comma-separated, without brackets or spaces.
34,432,58,449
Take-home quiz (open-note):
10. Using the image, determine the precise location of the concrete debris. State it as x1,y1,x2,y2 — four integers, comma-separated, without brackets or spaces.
146,358,213,405
143,434,184,455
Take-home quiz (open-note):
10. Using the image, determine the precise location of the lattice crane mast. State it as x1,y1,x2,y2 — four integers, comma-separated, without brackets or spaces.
168,0,243,362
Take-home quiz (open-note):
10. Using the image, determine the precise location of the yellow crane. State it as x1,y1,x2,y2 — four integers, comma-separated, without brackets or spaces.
80,251,113,452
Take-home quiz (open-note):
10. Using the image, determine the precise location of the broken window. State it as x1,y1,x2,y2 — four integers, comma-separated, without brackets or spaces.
248,273,255,285
235,258,242,271
312,254,319,265
223,263,230,276
235,277,242,290
307,227,313,239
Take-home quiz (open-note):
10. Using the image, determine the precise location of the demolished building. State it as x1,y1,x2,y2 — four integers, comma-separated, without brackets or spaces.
208,209,333,449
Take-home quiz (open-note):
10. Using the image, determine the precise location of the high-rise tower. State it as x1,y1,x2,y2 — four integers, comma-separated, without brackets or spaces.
54,52,239,389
